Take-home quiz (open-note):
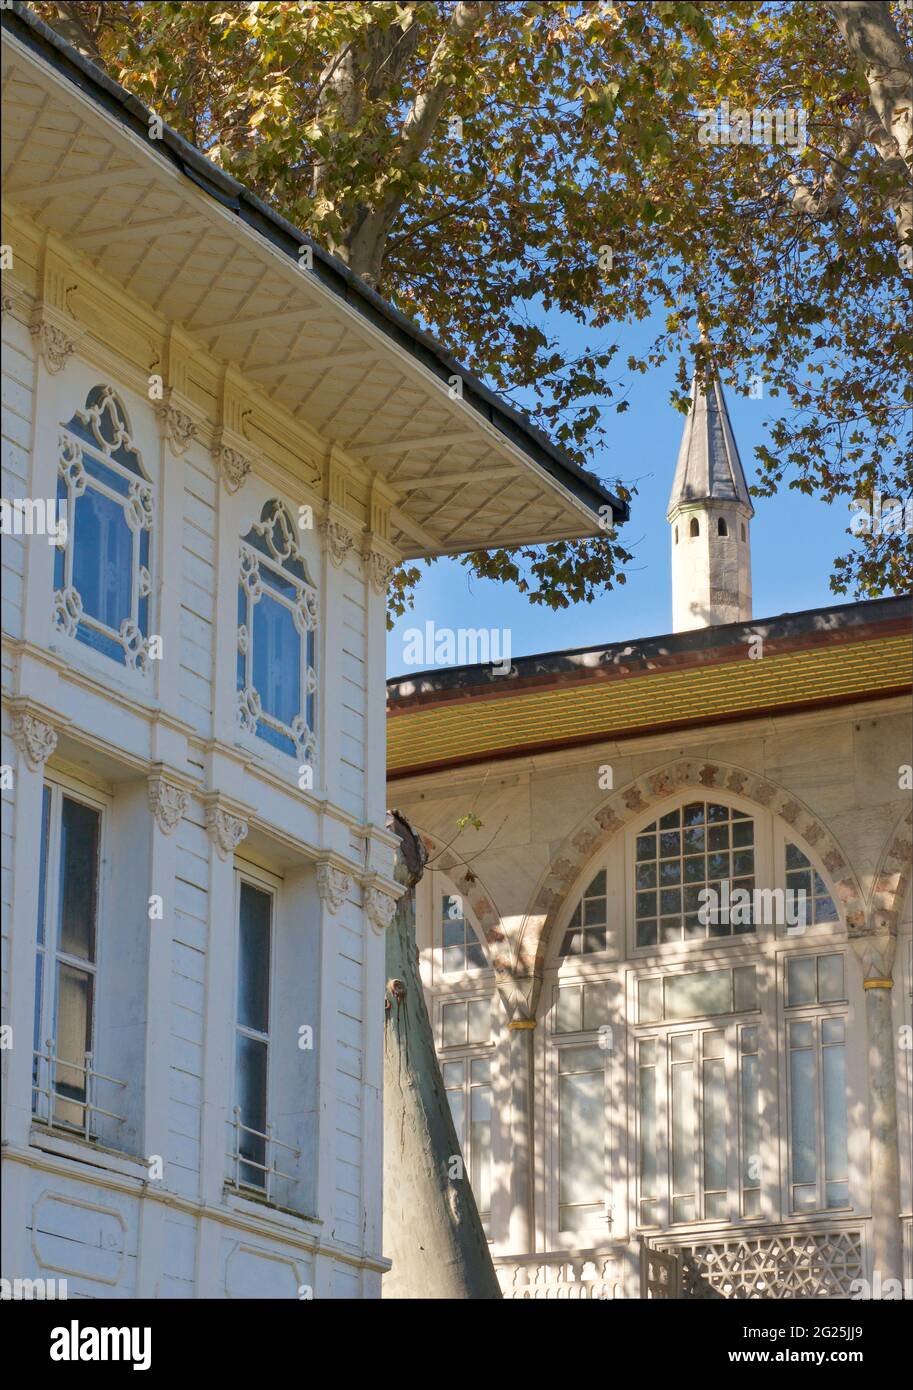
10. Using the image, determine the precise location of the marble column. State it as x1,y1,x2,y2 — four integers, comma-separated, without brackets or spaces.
507,1018,536,1254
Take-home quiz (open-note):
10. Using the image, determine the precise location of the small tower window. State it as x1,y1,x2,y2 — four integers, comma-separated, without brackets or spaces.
717,517,728,537
674,525,679,544
741,523,747,541
689,518,700,538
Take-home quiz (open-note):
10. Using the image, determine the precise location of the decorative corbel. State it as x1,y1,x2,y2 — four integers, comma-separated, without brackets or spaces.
148,771,191,836
316,862,352,915
363,882,400,933
204,793,249,860
11,709,58,772
30,236,85,374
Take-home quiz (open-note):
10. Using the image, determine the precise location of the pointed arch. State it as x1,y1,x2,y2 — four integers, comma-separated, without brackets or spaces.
870,804,913,931
520,757,867,974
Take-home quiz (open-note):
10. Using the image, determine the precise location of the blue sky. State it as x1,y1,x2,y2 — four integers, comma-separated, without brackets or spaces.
386,306,853,677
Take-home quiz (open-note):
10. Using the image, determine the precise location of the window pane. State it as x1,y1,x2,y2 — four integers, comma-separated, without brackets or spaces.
638,1047,657,1204
733,964,758,1012
73,486,134,630
786,956,816,1007
555,985,583,1034
470,1083,492,1218
583,981,611,1030
442,1002,466,1047
57,796,100,961
822,1034,848,1189
817,954,845,1003
446,1086,466,1148
671,1052,696,1218
235,1033,268,1186
665,967,731,1021
55,963,93,1122
253,591,300,727
442,1061,464,1087
558,1067,603,1222
789,1043,817,1187
702,1054,727,1197
638,977,662,1023
237,883,271,1033
467,998,490,1044
740,1049,761,1202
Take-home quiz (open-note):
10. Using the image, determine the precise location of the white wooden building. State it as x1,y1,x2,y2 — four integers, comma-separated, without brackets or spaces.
0,5,627,1300
389,374,913,1300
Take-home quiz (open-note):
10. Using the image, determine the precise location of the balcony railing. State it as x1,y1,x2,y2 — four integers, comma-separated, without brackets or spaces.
494,1246,631,1299
32,1041,127,1141
225,1107,301,1206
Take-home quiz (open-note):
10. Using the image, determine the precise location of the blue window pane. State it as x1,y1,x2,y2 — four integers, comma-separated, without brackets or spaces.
255,723,297,758
237,882,271,1033
252,592,300,727
237,584,247,628
137,595,149,636
75,625,126,664
139,526,149,570
82,452,130,497
73,487,133,630
261,565,298,600
235,1034,268,1186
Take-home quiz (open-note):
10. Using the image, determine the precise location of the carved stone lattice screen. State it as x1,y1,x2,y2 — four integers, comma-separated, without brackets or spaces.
659,1230,864,1299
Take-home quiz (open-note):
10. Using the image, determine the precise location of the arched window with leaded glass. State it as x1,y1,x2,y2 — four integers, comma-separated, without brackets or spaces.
54,386,154,670
236,500,318,763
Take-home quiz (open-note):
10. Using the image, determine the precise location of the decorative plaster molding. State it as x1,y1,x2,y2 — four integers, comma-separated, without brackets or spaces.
148,775,190,836
11,711,58,772
317,863,351,915
30,309,78,374
215,442,253,494
157,396,198,457
363,548,396,595
364,884,398,933
321,518,356,568
205,799,249,860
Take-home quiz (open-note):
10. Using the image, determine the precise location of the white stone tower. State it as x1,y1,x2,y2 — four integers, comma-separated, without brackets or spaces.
667,370,754,631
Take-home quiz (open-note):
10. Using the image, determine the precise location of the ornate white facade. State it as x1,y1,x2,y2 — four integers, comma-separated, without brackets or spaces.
1,7,626,1301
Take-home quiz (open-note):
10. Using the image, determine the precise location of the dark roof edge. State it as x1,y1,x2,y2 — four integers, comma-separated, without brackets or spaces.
2,2,629,527
387,593,913,695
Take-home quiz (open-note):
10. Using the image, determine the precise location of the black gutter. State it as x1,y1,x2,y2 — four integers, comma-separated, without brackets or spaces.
387,594,913,696
2,1,629,527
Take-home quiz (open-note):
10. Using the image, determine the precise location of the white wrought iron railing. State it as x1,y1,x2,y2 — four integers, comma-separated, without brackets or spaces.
32,1040,127,1140
225,1106,301,1205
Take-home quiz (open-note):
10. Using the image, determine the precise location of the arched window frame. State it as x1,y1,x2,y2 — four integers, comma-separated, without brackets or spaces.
431,868,493,986
538,791,858,1243
717,516,729,537
53,385,154,671
689,517,700,538
236,500,318,764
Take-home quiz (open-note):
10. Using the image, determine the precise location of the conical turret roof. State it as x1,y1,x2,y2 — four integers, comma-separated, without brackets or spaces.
667,372,754,519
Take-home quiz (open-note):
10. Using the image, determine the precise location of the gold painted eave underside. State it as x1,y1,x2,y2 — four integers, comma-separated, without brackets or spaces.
387,635,913,774
1,31,609,558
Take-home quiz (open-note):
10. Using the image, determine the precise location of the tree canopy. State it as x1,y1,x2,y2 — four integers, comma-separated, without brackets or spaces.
35,1,913,611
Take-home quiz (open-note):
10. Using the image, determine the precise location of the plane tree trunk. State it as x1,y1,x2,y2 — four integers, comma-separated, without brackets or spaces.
382,811,502,1299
